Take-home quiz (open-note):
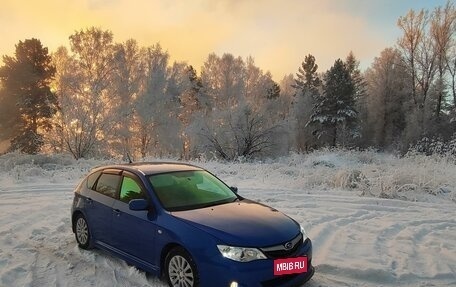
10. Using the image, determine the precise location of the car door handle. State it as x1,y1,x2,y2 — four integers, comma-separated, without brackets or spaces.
113,209,121,217
85,198,93,204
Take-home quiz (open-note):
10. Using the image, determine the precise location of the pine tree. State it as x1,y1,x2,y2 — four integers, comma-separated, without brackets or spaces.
186,65,205,111
293,54,321,97
345,51,367,145
293,54,322,150
0,39,57,154
309,59,357,146
345,51,367,101
266,82,280,99
0,84,19,142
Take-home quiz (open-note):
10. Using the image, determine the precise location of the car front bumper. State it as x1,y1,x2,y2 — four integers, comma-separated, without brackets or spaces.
197,238,314,287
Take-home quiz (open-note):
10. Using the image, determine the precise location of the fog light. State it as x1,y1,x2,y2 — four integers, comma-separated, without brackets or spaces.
230,282,238,287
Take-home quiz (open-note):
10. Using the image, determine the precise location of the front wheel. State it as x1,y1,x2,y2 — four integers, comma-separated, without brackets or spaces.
165,247,199,287
74,214,92,249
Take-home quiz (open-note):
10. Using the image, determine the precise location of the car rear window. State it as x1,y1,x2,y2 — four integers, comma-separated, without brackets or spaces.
87,171,101,190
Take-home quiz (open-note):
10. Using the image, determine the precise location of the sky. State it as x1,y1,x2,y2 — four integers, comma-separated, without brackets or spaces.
0,0,450,80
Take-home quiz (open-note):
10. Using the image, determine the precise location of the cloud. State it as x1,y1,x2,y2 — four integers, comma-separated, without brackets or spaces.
0,0,439,79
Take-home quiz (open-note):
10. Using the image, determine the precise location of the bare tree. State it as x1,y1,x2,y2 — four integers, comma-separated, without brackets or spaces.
397,9,429,107
201,105,275,160
415,28,437,109
430,1,456,118
447,44,456,109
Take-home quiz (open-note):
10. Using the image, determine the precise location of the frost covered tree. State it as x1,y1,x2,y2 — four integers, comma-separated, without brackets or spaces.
201,53,247,110
52,28,118,159
128,44,185,158
277,74,295,120
134,44,170,158
244,56,278,109
364,48,408,149
200,54,247,135
309,59,357,147
178,65,207,158
109,39,144,158
260,74,296,154
159,61,188,156
196,53,279,159
0,38,57,154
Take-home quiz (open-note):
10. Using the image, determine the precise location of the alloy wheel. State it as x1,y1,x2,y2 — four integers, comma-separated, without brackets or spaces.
76,217,89,245
168,255,194,287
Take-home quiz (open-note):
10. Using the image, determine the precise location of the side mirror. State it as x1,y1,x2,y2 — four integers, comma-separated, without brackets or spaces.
230,186,238,193
129,199,149,211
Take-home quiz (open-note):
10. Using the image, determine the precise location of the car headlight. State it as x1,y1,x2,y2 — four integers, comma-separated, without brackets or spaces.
300,225,308,241
217,245,266,262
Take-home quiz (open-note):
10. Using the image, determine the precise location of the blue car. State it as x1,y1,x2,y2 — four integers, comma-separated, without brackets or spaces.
71,162,314,287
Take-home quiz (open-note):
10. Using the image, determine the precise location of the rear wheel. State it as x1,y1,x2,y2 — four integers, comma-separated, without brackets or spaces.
165,247,199,287
74,214,92,249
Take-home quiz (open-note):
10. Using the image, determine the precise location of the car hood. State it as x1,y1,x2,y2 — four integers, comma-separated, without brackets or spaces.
171,199,300,247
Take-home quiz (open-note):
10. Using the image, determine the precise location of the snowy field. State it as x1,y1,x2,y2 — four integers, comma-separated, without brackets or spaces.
0,150,455,286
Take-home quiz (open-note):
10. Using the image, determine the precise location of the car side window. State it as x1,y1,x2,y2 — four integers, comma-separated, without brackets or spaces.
95,173,121,198
120,176,147,203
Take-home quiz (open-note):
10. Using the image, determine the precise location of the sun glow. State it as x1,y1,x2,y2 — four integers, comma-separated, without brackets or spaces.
0,0,439,79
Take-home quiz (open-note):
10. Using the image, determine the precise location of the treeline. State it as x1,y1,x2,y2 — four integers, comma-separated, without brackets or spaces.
0,2,456,160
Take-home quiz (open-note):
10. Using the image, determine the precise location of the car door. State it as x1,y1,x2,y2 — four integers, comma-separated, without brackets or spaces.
85,169,121,245
110,171,157,269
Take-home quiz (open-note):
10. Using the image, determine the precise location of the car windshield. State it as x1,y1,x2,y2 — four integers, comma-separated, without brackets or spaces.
148,170,238,211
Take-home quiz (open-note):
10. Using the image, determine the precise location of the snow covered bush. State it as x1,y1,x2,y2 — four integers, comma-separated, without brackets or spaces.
0,153,107,184
408,135,456,160
0,149,454,203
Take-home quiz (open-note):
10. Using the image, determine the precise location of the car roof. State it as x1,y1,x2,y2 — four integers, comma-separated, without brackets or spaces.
93,162,204,176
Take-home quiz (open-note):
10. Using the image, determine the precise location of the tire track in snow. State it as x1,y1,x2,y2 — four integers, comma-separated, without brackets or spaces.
243,188,456,286
1,184,455,286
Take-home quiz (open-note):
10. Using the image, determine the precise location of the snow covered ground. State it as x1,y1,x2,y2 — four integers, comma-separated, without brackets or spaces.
0,150,455,286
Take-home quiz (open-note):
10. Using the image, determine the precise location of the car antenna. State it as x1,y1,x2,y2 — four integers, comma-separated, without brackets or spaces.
126,152,133,164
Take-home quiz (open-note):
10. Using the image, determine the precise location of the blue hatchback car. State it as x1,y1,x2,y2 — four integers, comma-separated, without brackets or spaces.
71,162,314,287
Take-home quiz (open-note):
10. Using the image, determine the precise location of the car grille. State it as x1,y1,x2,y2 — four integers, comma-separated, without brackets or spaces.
260,233,304,259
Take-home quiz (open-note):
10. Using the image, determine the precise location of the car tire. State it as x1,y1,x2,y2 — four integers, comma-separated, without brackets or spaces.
74,214,92,249
165,246,200,287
